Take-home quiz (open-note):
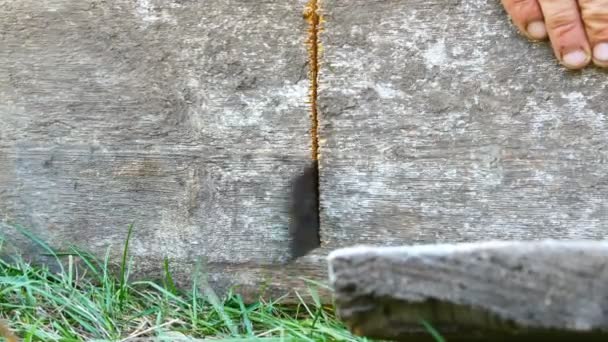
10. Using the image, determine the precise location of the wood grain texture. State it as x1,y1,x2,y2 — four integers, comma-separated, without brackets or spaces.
318,0,608,249
328,241,608,340
0,0,327,298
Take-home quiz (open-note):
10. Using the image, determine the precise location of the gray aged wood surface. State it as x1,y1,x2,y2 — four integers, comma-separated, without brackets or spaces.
328,241,608,340
318,0,608,250
0,0,324,297
3,0,608,299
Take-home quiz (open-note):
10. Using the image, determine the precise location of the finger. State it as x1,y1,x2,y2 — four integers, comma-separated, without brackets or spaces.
538,0,591,69
501,0,547,40
578,0,608,67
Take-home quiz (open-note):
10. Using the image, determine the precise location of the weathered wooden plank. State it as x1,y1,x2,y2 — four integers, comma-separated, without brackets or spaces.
0,0,325,298
318,0,608,249
328,241,608,340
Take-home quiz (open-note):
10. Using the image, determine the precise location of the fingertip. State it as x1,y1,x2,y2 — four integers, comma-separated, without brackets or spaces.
501,0,545,39
561,49,592,69
592,42,608,67
526,21,548,40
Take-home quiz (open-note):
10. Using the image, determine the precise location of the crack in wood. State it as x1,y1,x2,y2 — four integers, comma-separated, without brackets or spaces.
304,0,321,162
287,0,323,260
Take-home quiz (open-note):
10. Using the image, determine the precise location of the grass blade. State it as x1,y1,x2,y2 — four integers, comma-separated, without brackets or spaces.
421,319,446,342
8,222,64,274
163,257,178,295
119,223,135,307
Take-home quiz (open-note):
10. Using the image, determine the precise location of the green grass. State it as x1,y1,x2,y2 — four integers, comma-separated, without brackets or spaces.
0,224,443,341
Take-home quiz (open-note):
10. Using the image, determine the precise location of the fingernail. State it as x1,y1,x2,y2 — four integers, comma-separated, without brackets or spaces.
562,50,589,68
526,21,547,40
593,42,608,62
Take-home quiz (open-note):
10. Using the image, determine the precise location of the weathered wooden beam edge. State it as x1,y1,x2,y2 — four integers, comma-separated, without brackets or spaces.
327,240,608,340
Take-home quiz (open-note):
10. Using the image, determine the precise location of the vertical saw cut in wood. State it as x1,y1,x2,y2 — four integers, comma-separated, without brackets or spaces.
288,161,321,260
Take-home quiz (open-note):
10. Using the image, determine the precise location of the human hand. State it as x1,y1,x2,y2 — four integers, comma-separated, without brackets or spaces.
501,0,608,69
